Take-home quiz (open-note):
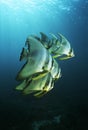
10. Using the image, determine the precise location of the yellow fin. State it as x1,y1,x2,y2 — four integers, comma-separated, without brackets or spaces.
34,91,48,98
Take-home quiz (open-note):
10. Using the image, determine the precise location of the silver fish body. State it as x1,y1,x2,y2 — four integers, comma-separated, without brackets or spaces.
16,32,74,97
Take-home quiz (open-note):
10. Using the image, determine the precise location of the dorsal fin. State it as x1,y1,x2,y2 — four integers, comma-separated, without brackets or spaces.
40,32,49,42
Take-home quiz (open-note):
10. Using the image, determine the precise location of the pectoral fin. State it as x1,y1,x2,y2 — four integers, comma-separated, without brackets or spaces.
59,56,71,60
34,91,48,97
20,48,28,61
16,80,26,90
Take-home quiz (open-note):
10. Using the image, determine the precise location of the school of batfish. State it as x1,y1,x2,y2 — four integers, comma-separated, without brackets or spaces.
16,32,75,97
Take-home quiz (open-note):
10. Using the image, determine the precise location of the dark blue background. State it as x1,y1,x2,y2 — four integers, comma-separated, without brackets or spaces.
0,0,88,129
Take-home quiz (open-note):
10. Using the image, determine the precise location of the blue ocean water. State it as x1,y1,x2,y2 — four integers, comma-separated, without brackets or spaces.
0,0,88,130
